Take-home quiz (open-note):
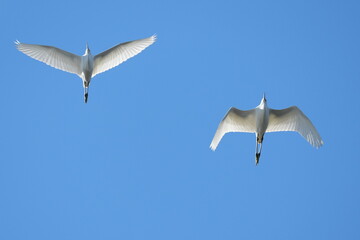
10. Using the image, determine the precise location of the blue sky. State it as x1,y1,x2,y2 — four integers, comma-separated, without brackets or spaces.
1,0,360,239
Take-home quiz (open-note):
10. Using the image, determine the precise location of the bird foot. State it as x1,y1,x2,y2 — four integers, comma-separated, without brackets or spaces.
84,93,88,103
255,153,260,165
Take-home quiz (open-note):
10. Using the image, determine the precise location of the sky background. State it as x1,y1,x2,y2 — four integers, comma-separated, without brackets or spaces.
1,0,360,239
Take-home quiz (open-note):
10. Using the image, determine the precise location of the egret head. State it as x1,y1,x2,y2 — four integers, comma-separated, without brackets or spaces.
261,93,267,103
84,42,91,55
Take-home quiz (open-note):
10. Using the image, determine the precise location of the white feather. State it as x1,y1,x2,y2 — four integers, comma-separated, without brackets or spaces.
210,107,256,150
15,41,82,76
92,35,156,77
267,106,323,148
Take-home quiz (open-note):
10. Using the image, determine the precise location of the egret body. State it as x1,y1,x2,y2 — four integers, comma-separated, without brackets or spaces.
210,95,323,165
16,35,156,103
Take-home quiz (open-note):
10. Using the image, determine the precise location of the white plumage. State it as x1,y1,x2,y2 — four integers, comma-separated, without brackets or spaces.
210,95,323,164
92,37,156,77
15,35,156,103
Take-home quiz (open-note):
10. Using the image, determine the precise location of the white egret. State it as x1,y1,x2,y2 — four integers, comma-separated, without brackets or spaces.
210,95,323,165
15,35,156,103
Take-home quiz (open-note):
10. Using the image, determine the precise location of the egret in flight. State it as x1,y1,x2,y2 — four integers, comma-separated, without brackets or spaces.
210,95,323,165
15,35,156,103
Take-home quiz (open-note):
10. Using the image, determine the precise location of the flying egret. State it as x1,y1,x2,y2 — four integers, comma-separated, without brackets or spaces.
210,95,323,165
15,35,156,103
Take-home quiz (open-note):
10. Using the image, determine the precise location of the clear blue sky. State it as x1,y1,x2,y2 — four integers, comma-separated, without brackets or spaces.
1,0,360,239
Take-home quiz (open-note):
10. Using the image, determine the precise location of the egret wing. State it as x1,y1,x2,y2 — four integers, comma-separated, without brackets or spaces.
210,107,256,151
267,106,323,148
92,35,156,77
15,41,82,76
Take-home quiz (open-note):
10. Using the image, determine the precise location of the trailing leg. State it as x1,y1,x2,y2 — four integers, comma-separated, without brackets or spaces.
255,135,264,165
255,138,260,165
84,87,89,103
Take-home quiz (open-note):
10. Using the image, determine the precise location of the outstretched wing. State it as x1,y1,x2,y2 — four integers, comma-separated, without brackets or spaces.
210,107,256,151
92,35,156,77
15,41,82,76
267,106,323,148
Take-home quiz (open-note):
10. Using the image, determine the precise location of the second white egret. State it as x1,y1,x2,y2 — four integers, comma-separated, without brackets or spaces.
15,35,156,103
210,95,323,165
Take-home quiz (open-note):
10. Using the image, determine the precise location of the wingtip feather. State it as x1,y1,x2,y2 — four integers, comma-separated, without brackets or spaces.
316,139,324,148
150,34,157,44
209,140,218,151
